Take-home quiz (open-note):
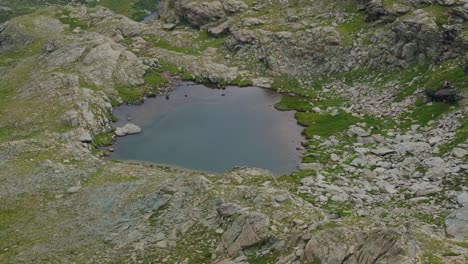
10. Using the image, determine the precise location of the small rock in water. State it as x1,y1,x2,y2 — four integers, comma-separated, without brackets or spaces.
115,123,142,137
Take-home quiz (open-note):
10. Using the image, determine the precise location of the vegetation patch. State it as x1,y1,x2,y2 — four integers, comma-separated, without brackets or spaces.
437,119,468,155
400,102,455,128
84,174,139,186
248,251,280,264
394,60,465,102
275,96,312,112
58,16,89,31
336,12,368,47
91,133,113,148
144,69,169,88
421,253,443,264
296,111,360,138
145,31,227,56
114,85,147,104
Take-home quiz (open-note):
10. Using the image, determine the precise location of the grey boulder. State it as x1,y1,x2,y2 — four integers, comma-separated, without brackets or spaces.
115,123,142,137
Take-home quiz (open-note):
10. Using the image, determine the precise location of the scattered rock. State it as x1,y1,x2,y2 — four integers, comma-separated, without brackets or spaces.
67,185,82,194
274,193,291,203
217,203,242,217
452,147,467,158
299,163,324,171
348,126,370,137
115,123,142,137
445,205,468,240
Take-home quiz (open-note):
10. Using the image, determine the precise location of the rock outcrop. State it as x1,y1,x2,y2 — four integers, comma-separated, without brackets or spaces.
304,228,420,264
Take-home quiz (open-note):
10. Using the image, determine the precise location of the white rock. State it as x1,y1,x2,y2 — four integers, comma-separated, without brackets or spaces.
428,136,442,146
275,193,291,203
330,153,340,161
300,177,315,187
453,147,467,158
348,126,370,137
115,123,142,136
67,186,81,193
312,107,322,113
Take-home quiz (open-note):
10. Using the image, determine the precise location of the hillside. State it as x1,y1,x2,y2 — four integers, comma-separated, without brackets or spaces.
0,0,467,263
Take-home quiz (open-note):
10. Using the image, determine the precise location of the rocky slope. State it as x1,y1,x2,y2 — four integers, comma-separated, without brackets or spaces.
0,1,467,263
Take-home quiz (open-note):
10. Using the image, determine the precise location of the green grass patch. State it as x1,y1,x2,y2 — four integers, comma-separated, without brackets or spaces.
421,253,443,264
336,12,368,47
91,133,113,148
0,209,20,231
422,5,449,27
394,60,466,101
144,70,169,88
296,111,361,138
271,75,302,91
400,102,455,128
84,174,139,186
279,170,317,184
449,240,468,248
437,119,467,155
247,250,280,264
275,96,312,112
219,76,253,87
115,85,147,104
58,17,89,31
422,63,466,95
158,60,182,75
412,211,450,227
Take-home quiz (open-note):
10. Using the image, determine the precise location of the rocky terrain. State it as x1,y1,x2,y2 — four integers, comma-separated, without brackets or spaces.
0,0,467,263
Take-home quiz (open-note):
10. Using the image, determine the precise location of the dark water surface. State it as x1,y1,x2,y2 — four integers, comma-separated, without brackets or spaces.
111,82,304,176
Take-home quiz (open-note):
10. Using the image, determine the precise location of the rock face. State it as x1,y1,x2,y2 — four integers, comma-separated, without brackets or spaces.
173,0,247,27
220,212,271,256
445,205,468,240
79,42,146,87
304,228,420,264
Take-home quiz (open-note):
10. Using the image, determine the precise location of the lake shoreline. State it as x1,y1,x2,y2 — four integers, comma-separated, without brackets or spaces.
108,82,305,176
